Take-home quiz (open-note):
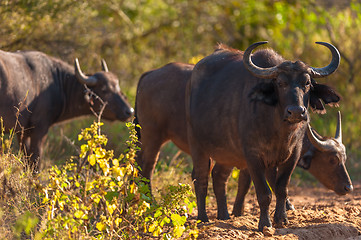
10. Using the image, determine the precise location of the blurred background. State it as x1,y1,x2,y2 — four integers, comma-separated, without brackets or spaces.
1,0,360,186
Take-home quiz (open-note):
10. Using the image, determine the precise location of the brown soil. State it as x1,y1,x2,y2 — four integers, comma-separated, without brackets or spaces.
192,182,361,239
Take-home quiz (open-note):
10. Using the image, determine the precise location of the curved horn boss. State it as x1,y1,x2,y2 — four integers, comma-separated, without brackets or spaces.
309,42,340,78
74,58,98,86
243,41,340,79
243,41,279,79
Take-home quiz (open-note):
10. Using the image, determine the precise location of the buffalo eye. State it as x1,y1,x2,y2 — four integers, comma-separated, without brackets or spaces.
101,85,107,93
277,79,288,88
300,74,311,90
305,78,311,87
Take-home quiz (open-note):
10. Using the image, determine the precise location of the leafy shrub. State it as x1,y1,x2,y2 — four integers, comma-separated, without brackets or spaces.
41,121,198,239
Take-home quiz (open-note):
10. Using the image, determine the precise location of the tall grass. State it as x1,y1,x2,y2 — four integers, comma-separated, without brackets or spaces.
0,118,43,239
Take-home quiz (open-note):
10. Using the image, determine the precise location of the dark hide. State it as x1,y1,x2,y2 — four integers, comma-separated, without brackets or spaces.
185,45,341,231
134,62,193,182
232,124,352,217
134,59,351,225
0,50,133,171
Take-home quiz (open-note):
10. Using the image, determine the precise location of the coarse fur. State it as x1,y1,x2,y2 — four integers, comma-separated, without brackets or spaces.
133,56,351,223
0,50,133,170
185,44,341,230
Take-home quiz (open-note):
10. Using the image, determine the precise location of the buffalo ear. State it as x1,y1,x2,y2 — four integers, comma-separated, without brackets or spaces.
249,82,278,105
310,81,341,114
298,150,313,170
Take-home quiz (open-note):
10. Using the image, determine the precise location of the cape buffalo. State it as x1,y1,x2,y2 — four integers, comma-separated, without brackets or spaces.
230,111,352,217
0,50,133,171
134,61,352,220
185,42,342,230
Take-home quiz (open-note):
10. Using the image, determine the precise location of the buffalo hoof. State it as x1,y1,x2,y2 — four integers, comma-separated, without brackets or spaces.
274,207,289,228
274,215,289,228
197,214,209,223
258,219,272,232
258,214,272,232
217,212,230,220
273,219,289,229
232,208,244,217
286,199,295,211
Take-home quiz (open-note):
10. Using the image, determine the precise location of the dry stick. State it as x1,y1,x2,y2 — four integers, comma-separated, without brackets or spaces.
77,85,107,173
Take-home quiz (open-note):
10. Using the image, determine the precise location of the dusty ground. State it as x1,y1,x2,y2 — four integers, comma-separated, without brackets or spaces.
192,182,361,239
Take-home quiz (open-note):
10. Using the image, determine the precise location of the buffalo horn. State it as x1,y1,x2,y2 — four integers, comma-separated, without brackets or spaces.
101,59,109,72
335,111,342,143
243,41,279,79
306,123,335,152
309,42,340,78
74,58,98,86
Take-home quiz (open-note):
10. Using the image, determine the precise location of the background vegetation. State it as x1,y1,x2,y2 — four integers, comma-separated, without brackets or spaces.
0,0,361,238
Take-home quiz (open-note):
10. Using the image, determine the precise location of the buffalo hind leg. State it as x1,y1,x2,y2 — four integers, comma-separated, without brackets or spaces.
212,163,233,220
232,168,252,216
137,136,164,191
190,147,211,222
29,130,48,173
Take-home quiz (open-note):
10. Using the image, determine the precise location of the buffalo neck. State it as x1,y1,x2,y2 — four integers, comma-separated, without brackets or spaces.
54,65,93,123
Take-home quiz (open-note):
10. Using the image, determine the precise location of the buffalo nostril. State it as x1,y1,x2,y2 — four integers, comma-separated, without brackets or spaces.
344,184,353,192
286,106,306,118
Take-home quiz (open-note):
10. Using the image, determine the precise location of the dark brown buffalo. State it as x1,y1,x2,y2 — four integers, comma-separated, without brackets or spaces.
0,50,133,170
134,61,352,220
135,62,193,182
230,111,352,217
185,42,342,230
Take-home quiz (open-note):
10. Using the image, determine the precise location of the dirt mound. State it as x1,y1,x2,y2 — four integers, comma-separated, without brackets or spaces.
194,183,361,239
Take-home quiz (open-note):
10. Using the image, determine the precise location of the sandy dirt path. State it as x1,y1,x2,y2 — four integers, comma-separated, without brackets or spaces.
193,182,361,239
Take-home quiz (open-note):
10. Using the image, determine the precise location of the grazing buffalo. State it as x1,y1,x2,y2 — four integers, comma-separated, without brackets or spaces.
231,111,352,217
0,50,133,170
134,61,352,220
185,42,342,230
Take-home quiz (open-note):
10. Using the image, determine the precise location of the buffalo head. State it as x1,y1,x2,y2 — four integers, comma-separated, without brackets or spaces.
74,58,134,121
299,111,353,195
244,41,340,124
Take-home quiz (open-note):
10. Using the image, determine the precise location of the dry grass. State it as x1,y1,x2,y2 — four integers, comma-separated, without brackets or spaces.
0,134,44,239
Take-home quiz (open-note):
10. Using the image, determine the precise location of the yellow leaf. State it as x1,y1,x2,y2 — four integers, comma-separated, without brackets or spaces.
96,222,106,231
112,159,119,166
74,210,84,219
115,217,122,227
130,182,136,194
107,203,117,215
173,225,185,238
189,55,204,65
88,154,96,166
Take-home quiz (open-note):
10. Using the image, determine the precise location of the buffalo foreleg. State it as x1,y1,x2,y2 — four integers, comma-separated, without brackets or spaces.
247,159,272,231
265,167,295,211
232,167,294,217
273,154,298,227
